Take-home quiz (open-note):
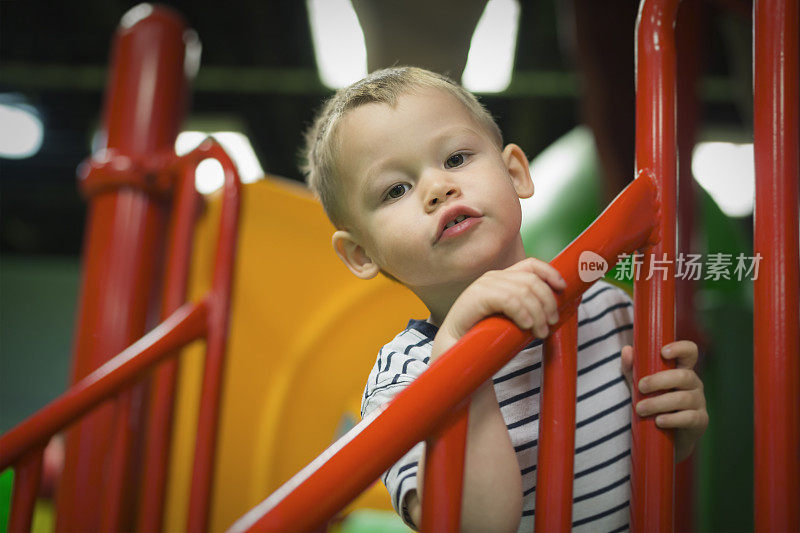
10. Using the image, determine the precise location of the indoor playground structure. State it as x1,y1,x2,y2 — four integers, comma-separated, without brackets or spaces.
0,1,797,532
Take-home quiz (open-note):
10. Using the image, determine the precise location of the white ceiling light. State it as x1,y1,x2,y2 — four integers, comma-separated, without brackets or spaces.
0,102,44,159
306,0,367,89
175,131,265,194
692,141,755,218
462,0,521,93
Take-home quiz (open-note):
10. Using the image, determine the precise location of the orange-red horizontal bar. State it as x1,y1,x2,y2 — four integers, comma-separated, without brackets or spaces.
0,300,208,472
229,172,660,533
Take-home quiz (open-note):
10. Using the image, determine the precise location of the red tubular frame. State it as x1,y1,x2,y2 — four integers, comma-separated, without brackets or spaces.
57,7,190,530
0,301,209,471
753,0,800,530
7,447,43,533
0,138,241,533
535,302,580,532
139,148,202,532
187,140,243,533
633,1,680,531
420,407,468,532
228,172,660,533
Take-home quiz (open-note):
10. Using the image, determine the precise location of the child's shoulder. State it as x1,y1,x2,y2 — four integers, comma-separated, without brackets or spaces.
382,319,436,354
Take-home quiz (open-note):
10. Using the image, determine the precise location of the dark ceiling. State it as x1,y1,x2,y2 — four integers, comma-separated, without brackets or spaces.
0,1,750,256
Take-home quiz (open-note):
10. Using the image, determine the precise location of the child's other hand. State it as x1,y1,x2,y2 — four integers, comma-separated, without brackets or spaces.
434,257,566,358
621,341,708,462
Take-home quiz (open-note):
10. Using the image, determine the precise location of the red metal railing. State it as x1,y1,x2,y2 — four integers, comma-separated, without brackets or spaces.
138,133,204,533
632,1,680,530
534,302,580,532
0,136,241,531
753,0,800,531
0,137,242,533
228,171,661,532
230,1,798,531
57,7,191,530
0,6,243,533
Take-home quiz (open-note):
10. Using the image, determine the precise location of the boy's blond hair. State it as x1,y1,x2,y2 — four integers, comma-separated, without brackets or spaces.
301,66,503,228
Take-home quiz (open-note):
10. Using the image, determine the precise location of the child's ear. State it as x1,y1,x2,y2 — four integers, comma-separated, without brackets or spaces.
502,143,534,199
332,230,380,280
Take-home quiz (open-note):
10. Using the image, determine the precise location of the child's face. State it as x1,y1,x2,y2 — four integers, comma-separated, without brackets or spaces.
332,87,533,293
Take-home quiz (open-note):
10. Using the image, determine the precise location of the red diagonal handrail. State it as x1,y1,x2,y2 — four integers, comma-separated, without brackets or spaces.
0,300,209,472
228,171,660,533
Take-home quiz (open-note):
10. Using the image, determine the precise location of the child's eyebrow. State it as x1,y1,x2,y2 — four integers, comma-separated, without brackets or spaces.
431,126,484,146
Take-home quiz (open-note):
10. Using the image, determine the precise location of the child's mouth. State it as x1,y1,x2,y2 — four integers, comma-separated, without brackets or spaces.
438,215,482,243
444,214,470,230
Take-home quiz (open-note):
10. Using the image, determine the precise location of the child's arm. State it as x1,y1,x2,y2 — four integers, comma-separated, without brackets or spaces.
405,257,566,533
620,341,708,462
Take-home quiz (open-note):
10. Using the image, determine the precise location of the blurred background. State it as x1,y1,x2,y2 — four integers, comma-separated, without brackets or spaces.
1,1,758,531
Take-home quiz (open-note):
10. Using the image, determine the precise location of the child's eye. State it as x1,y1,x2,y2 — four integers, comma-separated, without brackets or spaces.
385,183,411,201
445,153,466,168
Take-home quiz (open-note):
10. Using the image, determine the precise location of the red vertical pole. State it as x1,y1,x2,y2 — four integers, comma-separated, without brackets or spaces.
753,0,800,531
101,393,141,531
633,0,679,531
420,407,468,533
8,448,43,533
186,142,242,533
56,6,191,531
138,163,201,532
535,302,579,533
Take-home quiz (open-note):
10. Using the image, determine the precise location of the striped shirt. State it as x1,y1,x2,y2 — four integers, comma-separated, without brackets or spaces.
361,280,634,532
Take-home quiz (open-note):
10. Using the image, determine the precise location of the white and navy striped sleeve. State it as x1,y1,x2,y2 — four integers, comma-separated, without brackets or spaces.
360,320,436,528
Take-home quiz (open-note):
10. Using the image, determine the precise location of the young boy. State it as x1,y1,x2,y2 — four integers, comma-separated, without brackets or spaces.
302,67,708,532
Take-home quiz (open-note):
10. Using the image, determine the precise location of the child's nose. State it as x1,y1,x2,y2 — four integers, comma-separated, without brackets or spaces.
426,186,459,210
424,177,461,210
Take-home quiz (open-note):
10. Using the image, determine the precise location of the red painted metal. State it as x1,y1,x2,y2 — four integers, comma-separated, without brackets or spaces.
57,6,191,531
8,448,43,533
753,0,800,531
633,1,680,531
102,391,139,532
0,302,208,473
229,172,660,533
535,302,579,533
186,141,243,533
420,406,469,532
0,139,240,533
139,154,202,531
